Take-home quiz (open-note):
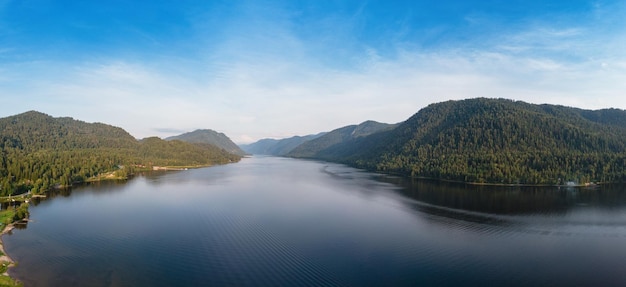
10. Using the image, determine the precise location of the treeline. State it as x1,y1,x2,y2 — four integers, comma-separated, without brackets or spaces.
290,98,626,185
0,111,241,196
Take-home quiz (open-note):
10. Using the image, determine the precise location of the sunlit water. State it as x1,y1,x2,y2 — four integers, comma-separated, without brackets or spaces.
4,156,626,286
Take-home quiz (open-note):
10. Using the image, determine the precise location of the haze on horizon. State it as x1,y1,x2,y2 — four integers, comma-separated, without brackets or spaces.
1,0,625,143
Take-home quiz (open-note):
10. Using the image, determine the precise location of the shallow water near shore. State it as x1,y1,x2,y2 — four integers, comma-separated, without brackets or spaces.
4,156,626,286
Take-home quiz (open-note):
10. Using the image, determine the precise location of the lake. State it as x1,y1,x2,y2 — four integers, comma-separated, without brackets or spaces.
4,156,626,286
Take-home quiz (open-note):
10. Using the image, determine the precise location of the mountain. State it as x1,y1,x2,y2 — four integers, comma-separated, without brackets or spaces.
0,111,241,195
0,110,138,150
240,133,325,156
166,129,245,156
294,98,626,185
287,121,398,158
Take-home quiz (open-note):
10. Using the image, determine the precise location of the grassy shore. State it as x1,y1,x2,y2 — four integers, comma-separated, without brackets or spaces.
0,210,23,287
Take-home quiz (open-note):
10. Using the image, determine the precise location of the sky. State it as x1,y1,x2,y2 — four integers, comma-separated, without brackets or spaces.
1,0,625,143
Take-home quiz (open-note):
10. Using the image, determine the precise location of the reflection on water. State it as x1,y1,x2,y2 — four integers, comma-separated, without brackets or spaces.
4,157,626,287
385,176,626,215
377,175,626,241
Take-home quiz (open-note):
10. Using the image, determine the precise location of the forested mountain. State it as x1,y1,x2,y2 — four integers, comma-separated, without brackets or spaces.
0,111,138,150
0,111,241,196
166,129,245,156
287,121,397,158
292,98,626,185
240,133,325,156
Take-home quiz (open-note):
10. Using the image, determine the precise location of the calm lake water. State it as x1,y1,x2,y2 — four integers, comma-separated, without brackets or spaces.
4,156,626,286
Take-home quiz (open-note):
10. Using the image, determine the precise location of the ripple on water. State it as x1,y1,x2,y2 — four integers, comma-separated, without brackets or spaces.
186,203,344,287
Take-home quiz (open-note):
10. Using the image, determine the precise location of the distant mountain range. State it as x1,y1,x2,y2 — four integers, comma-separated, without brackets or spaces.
240,121,397,157
166,129,246,156
239,133,325,156
244,98,626,185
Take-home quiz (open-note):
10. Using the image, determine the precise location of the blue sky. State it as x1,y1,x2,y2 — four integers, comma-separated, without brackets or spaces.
1,0,625,143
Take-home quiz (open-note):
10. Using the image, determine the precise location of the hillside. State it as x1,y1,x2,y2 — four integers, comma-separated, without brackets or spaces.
287,121,397,158
240,133,325,156
0,111,241,195
296,98,626,185
166,129,245,156
0,110,138,150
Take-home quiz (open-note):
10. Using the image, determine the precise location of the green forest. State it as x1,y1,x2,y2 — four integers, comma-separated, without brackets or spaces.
0,111,241,196
291,98,626,185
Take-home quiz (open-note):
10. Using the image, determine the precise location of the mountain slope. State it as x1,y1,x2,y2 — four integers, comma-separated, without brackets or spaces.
240,133,325,156
166,129,245,156
0,110,138,150
303,98,626,185
287,121,397,158
0,111,241,195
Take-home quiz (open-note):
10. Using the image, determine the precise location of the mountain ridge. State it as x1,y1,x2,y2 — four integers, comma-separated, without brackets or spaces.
166,129,246,156
290,98,626,185
287,121,398,158
239,132,326,156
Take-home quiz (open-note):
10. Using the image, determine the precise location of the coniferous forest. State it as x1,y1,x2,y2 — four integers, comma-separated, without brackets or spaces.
288,98,626,185
0,111,241,196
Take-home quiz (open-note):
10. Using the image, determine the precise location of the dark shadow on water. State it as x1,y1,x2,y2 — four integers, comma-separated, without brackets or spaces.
42,179,130,202
320,164,626,238
380,176,626,215
12,221,28,230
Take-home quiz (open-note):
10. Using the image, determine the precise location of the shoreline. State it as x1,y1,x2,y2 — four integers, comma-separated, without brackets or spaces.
0,219,28,287
0,223,15,267
295,157,610,188
0,223,17,284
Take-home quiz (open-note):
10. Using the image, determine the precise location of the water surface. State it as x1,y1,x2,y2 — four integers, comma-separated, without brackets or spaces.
5,157,626,286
